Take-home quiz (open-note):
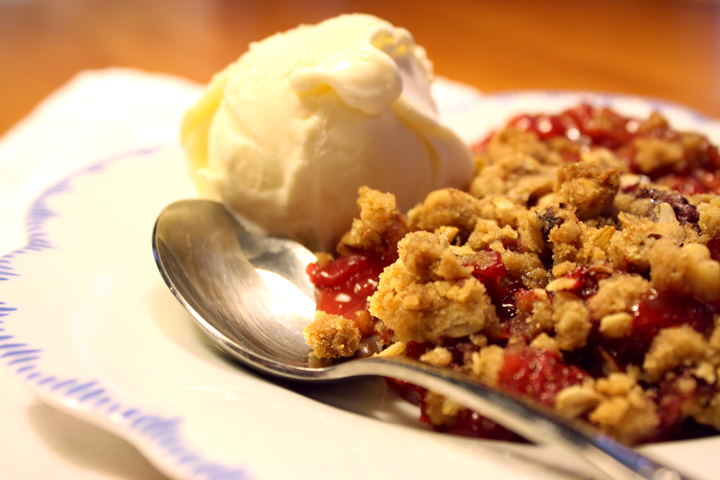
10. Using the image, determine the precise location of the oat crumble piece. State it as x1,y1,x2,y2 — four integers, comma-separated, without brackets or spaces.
698,197,720,239
586,274,651,321
551,291,592,351
588,373,661,445
555,382,600,418
555,158,621,220
469,344,505,384
606,213,685,272
336,186,408,256
407,188,483,240
368,231,498,342
643,325,710,382
649,239,720,303
304,311,361,359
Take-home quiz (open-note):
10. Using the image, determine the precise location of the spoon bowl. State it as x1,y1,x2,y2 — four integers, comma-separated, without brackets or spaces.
152,199,314,369
153,199,697,480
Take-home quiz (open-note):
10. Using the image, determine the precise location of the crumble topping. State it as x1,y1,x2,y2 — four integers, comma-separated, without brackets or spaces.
303,104,720,445
337,186,409,256
369,230,498,342
587,373,661,445
303,311,361,359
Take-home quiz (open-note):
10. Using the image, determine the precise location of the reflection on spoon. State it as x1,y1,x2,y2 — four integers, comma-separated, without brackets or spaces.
153,199,697,480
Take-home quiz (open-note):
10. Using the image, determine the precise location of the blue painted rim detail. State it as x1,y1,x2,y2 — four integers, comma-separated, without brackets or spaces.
0,146,250,480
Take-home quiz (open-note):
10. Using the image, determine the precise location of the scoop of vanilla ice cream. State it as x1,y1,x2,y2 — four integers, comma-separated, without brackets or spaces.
181,14,474,251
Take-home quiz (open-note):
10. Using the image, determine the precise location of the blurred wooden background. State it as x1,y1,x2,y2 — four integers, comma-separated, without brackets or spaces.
1,0,719,135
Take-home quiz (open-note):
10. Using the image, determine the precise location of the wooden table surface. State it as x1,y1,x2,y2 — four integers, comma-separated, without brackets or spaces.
1,0,719,136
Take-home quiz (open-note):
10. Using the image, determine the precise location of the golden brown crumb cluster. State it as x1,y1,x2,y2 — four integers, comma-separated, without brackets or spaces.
303,106,720,444
304,311,361,359
370,231,498,341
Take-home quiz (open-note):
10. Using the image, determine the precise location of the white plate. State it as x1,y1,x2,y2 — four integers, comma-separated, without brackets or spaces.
2,88,720,480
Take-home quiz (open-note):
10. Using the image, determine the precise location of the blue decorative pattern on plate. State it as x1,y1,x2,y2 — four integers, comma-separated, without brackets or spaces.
0,150,250,480
1,87,719,480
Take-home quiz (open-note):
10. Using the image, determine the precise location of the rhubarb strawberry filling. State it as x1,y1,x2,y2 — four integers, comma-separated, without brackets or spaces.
303,104,720,445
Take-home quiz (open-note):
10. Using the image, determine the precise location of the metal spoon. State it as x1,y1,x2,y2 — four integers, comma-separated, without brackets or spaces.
152,199,696,480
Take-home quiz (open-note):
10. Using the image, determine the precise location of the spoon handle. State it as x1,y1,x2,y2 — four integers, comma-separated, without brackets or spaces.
330,355,696,480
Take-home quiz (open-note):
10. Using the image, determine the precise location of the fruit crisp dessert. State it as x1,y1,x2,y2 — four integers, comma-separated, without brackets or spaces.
303,103,720,445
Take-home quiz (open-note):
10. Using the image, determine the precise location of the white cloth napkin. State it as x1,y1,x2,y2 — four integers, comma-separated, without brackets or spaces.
0,68,202,480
